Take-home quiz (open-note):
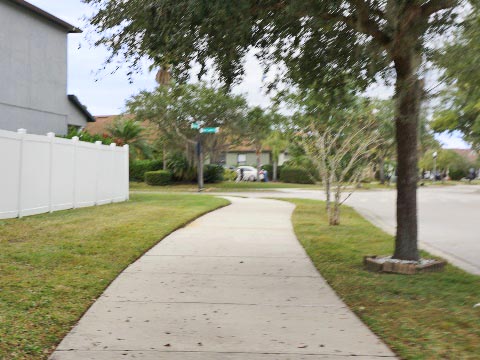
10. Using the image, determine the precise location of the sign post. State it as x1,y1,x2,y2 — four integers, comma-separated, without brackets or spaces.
191,123,220,191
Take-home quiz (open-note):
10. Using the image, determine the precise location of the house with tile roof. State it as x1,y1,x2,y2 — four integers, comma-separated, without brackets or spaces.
0,0,94,135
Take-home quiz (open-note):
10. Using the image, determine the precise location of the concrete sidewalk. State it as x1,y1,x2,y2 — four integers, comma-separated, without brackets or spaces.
51,197,396,359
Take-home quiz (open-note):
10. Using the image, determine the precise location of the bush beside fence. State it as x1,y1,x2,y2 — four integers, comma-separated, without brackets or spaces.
130,159,163,182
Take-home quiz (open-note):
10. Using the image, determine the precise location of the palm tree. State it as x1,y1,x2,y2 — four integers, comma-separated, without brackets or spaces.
264,130,289,181
107,117,152,160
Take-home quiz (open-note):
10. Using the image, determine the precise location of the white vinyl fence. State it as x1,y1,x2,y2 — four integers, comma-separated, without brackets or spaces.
0,128,129,219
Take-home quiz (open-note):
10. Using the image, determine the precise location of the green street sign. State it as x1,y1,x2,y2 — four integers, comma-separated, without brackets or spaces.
200,127,219,134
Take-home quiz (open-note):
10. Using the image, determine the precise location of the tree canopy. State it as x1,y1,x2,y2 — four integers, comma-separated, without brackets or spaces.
85,0,460,89
126,83,248,162
85,0,469,260
432,8,480,149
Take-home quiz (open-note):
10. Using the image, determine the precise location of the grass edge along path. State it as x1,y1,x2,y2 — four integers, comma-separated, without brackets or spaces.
288,198,480,359
0,193,229,360
129,181,321,192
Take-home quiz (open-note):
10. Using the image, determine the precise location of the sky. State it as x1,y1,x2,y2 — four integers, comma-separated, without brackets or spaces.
28,0,470,149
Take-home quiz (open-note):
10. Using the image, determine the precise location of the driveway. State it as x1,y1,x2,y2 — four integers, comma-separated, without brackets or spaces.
216,185,480,275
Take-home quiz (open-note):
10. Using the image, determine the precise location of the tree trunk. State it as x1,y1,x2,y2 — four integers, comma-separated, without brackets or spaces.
330,186,341,226
393,53,422,261
273,161,278,181
379,157,385,185
324,175,331,214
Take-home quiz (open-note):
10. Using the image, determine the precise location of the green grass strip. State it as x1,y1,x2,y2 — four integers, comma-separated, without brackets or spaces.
289,198,480,359
129,180,322,192
0,193,228,359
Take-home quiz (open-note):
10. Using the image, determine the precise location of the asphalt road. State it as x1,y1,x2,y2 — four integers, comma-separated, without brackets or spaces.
219,185,480,275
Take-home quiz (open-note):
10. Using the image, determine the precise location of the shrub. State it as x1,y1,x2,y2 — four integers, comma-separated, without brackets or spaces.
449,168,468,180
283,156,319,180
280,167,315,184
204,164,224,183
261,164,273,175
224,168,237,181
130,159,163,182
61,129,115,145
261,164,282,180
166,153,197,182
145,170,172,186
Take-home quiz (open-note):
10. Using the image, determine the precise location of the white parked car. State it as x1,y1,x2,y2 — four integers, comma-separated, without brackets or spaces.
236,166,258,181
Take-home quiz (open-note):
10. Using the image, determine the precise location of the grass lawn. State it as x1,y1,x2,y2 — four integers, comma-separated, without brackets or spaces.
129,180,322,192
0,193,228,360
289,199,480,359
420,179,480,186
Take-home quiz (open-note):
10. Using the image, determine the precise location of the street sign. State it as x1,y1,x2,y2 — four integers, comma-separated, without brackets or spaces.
200,127,220,134
191,122,200,129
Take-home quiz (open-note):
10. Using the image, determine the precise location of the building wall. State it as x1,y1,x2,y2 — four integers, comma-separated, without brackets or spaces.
226,152,271,167
67,101,88,128
279,152,290,166
0,0,69,135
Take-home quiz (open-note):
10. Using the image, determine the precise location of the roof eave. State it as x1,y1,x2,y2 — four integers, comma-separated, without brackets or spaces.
7,0,82,33
68,95,95,123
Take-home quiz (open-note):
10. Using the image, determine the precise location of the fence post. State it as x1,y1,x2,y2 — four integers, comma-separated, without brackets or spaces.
123,144,129,201
72,136,79,209
46,132,55,213
16,128,27,218
95,141,102,205
109,143,116,203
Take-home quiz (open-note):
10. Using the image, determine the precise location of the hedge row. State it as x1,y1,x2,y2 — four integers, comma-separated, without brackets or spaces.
279,167,315,184
145,170,172,186
142,165,224,186
204,164,224,183
137,162,317,185
130,159,163,182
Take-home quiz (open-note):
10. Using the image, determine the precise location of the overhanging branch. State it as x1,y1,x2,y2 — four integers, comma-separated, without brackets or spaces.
421,0,457,18
325,2,391,47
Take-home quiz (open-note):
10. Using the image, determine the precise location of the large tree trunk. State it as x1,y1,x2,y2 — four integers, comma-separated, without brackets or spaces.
273,161,278,181
393,53,422,261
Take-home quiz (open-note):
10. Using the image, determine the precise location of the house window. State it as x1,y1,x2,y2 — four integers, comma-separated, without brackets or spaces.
237,154,246,165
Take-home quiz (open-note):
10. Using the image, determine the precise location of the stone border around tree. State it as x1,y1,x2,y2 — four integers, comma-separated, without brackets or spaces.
364,255,446,275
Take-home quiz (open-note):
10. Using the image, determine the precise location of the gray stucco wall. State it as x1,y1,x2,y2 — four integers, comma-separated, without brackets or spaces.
0,0,69,135
67,100,88,128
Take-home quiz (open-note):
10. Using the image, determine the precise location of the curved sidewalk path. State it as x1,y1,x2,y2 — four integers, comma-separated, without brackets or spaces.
51,197,396,360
